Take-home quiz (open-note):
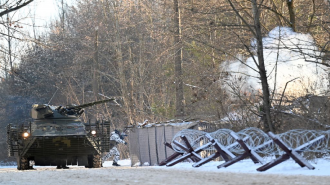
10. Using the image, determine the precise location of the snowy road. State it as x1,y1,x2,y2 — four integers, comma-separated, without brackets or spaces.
1,159,330,185
0,165,330,185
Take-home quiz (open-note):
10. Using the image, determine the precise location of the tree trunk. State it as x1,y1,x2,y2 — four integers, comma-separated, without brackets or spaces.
7,14,13,83
112,5,133,125
173,0,184,119
287,0,296,32
93,28,99,100
251,0,275,133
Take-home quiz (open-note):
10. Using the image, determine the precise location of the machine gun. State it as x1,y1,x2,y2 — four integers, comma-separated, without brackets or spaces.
57,98,116,116
31,98,116,119
118,125,134,140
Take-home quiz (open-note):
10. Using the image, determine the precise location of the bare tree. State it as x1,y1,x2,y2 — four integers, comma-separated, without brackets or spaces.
173,0,185,119
251,0,274,132
0,0,34,18
286,0,296,31
0,0,35,80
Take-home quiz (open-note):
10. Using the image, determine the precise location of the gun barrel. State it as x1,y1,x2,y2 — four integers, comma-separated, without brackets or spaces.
69,98,116,109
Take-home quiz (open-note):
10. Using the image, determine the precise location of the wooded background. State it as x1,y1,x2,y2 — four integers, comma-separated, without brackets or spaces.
0,0,330,162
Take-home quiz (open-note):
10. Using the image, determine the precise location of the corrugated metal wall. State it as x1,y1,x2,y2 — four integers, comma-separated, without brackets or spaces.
128,126,181,166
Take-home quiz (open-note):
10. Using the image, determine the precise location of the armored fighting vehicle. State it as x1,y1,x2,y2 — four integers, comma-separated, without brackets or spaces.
7,99,116,170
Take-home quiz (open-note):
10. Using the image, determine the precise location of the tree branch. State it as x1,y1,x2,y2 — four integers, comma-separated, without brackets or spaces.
0,0,34,17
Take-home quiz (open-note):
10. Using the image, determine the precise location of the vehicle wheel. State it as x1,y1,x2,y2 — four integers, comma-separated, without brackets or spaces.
17,157,29,170
93,154,101,168
85,155,93,168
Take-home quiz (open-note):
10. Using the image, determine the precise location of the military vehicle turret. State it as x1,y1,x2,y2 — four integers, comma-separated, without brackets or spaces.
7,99,116,170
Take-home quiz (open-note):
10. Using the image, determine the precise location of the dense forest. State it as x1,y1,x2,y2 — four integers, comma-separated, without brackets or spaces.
1,0,330,161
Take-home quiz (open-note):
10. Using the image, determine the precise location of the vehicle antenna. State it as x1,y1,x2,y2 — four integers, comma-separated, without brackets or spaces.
48,88,59,105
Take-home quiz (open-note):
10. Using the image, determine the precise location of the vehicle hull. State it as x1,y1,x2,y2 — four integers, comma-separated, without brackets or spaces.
23,135,100,166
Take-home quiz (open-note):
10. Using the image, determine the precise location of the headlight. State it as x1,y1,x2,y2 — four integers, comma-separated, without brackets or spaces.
91,130,96,135
23,132,30,138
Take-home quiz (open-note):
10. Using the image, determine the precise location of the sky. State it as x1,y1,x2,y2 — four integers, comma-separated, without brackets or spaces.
8,0,60,33
12,0,75,37
26,0,72,34
0,0,61,77
31,0,59,24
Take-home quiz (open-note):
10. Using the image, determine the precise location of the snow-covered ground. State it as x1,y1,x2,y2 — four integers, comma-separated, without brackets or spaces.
162,158,330,176
0,158,330,185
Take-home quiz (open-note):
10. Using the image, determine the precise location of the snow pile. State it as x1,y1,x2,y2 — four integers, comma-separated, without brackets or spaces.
222,27,328,97
1,158,330,176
